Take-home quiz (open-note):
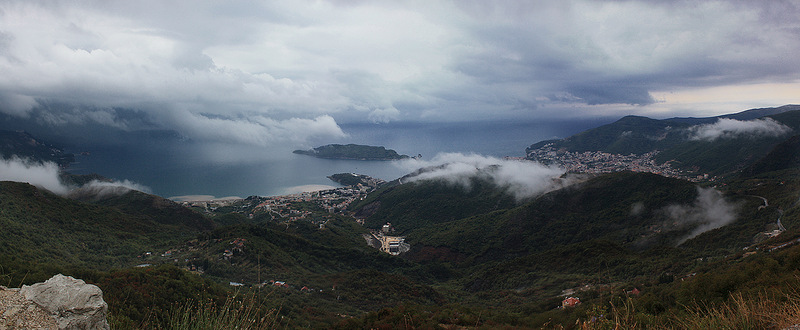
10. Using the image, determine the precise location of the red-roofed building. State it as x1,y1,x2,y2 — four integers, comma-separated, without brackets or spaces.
562,297,581,308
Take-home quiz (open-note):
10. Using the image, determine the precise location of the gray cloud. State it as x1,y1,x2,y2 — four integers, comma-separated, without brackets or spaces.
565,83,656,106
0,0,798,139
368,107,401,124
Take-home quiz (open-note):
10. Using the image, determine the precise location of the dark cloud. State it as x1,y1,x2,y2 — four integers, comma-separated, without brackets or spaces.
566,83,656,106
0,0,797,143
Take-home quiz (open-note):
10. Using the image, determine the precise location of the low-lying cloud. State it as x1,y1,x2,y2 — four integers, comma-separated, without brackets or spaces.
0,157,150,199
688,118,793,141
665,187,738,244
395,153,568,200
66,179,152,201
0,157,69,195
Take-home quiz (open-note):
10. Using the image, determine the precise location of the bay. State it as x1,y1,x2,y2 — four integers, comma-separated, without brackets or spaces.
67,118,610,199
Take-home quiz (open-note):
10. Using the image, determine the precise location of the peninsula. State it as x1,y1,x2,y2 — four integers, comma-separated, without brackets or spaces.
293,144,410,160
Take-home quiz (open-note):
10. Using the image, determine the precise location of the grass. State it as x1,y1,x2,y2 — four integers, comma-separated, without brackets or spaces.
164,292,280,330
575,290,800,330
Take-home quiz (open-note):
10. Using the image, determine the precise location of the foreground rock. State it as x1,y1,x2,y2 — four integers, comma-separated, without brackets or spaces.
1,274,109,329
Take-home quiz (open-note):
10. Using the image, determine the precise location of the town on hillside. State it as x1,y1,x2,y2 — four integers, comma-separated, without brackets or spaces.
527,143,717,182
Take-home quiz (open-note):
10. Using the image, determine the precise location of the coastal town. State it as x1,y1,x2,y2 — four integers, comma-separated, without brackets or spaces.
526,143,717,182
174,147,719,267
180,173,386,224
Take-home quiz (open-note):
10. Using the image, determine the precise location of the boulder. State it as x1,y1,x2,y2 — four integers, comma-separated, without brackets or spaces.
19,274,110,330
0,286,57,329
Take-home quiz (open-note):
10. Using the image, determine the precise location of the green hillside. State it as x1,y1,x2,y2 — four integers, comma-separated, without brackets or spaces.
528,115,691,154
654,110,800,175
352,174,518,233
0,181,212,282
740,135,800,177
93,190,215,231
0,180,445,327
355,172,772,287
527,106,800,176
343,166,800,328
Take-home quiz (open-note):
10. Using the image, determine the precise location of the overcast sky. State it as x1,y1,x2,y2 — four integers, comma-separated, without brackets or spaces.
1,0,799,147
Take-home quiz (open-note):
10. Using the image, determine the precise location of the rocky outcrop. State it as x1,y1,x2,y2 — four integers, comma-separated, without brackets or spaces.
1,274,109,329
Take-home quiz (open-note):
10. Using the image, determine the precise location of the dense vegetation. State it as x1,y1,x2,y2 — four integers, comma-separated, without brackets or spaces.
293,143,409,160
0,182,210,276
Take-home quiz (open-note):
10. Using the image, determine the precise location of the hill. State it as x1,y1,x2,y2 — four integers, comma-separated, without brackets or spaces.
343,165,800,327
0,130,74,166
527,115,692,155
740,135,800,177
527,105,800,176
665,104,800,124
0,179,445,327
353,170,774,287
0,181,214,281
352,174,518,233
293,144,409,160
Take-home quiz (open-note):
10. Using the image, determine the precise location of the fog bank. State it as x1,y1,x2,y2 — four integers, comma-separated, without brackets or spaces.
0,157,150,199
396,153,568,200
666,187,739,244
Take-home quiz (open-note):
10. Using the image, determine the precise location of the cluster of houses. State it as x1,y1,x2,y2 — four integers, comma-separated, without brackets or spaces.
222,238,247,260
252,197,313,220
228,279,319,294
181,198,241,213
527,144,715,182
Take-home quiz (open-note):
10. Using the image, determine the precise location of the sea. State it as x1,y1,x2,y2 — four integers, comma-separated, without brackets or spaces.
66,119,611,199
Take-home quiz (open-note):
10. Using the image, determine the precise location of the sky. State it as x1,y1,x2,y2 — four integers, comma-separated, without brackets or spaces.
1,0,799,149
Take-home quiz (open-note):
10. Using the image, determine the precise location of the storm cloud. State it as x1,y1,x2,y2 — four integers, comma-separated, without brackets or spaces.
0,0,798,146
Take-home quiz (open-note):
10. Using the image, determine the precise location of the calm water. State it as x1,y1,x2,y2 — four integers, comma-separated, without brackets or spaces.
67,119,610,198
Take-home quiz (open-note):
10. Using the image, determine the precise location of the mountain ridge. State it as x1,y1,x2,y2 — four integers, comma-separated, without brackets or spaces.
526,105,800,176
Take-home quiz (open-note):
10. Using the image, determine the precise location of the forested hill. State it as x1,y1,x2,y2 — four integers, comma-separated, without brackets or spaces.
526,105,800,176
0,181,214,278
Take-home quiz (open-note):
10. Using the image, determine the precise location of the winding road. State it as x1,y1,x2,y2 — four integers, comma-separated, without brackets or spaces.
749,195,785,232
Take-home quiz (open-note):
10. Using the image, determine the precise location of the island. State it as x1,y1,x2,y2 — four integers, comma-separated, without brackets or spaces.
293,144,410,160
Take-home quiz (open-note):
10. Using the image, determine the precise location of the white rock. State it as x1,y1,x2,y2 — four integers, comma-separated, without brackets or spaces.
20,274,110,330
